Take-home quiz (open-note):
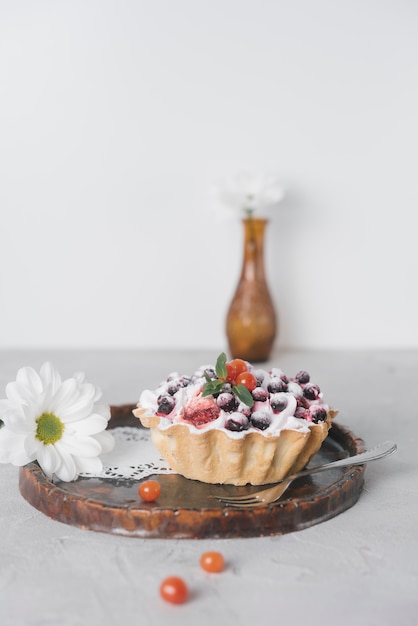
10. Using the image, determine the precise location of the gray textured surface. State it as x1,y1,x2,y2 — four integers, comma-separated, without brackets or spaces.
0,349,416,626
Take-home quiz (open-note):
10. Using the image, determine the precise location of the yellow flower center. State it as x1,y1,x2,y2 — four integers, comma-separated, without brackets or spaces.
36,412,64,445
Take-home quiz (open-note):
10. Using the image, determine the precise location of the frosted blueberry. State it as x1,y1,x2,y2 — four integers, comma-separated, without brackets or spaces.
268,378,288,393
250,410,271,430
167,381,181,396
157,395,175,415
303,383,321,400
237,402,252,417
310,406,327,423
295,407,311,421
252,387,268,402
270,394,288,413
216,392,237,412
253,369,266,386
295,370,310,384
225,412,250,432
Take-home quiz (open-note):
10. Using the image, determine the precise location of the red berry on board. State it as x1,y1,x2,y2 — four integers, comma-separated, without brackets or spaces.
160,576,189,604
235,371,257,392
200,551,225,573
138,479,161,502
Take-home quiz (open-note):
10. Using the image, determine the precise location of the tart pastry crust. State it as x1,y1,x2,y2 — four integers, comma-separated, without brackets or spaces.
133,406,337,486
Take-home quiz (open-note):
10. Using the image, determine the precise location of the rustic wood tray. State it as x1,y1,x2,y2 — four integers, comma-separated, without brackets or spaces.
19,404,366,538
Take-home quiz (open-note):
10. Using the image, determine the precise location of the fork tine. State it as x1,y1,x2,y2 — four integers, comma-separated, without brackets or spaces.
217,496,261,506
215,480,292,507
224,501,266,509
216,493,263,504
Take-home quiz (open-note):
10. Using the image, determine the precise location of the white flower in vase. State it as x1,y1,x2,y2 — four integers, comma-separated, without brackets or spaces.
216,171,285,218
0,362,114,481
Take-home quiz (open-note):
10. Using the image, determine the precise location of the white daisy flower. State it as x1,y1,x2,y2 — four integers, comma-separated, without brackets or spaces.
216,171,285,218
0,362,114,482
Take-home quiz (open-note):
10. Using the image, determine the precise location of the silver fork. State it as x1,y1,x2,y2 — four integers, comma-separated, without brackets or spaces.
215,440,397,508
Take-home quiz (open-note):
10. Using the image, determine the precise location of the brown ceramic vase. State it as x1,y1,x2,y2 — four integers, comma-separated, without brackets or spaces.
226,217,277,362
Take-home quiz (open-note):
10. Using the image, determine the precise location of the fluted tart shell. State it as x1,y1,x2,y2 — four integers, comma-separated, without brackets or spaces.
133,406,338,486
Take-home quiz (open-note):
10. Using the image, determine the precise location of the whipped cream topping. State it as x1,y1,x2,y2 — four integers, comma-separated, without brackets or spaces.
138,363,330,440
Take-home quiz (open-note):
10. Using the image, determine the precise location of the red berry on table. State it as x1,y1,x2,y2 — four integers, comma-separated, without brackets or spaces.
160,576,189,604
138,479,161,502
200,551,225,573
235,371,257,391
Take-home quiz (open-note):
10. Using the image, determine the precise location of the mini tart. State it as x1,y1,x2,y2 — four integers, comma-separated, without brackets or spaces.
133,406,338,486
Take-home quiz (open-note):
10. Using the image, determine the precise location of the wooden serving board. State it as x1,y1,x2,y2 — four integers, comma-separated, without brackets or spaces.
19,404,366,539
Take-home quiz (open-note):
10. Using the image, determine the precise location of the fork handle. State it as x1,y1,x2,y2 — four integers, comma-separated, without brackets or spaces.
287,440,397,482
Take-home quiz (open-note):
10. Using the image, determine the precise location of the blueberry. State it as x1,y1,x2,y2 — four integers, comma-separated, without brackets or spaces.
225,412,250,431
250,410,271,430
268,378,288,393
203,368,217,380
167,381,181,395
295,407,311,420
270,394,288,413
253,369,266,386
216,392,237,412
252,387,268,402
156,394,175,415
303,383,321,400
310,406,327,423
179,376,192,388
212,383,233,399
287,381,303,397
237,402,252,417
295,370,310,384
297,396,309,409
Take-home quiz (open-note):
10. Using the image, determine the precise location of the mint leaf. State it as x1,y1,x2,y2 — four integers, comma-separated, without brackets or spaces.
215,352,227,380
202,379,224,398
233,384,254,408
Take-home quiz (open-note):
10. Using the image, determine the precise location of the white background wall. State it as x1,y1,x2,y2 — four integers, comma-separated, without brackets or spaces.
1,0,417,351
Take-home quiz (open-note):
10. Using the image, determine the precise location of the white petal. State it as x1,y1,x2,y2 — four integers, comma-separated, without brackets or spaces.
70,414,108,436
1,410,32,434
93,430,115,454
0,428,30,465
49,379,79,415
16,366,43,396
6,380,36,406
73,371,86,385
54,382,97,422
39,362,62,395
75,455,103,474
60,435,101,457
93,403,110,420
37,444,60,478
24,434,41,459
54,442,78,481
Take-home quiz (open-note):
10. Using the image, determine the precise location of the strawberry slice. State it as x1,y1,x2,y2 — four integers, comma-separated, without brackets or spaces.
182,397,220,427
